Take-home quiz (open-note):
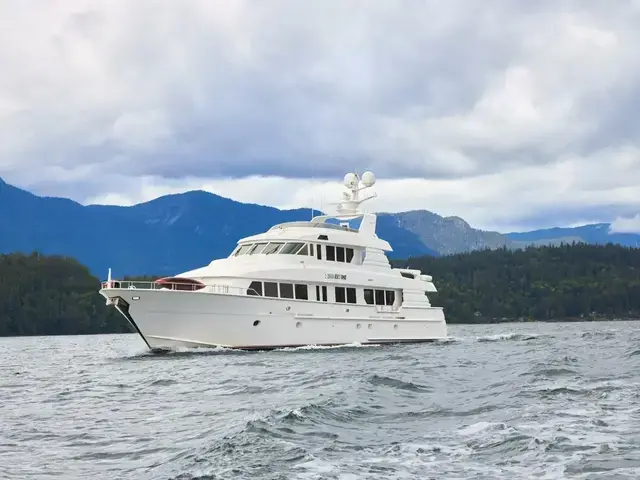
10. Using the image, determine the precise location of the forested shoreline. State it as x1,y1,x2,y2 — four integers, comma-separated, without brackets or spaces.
1,243,639,336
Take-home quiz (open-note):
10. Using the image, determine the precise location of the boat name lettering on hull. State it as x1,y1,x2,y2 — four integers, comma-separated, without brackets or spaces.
325,273,347,280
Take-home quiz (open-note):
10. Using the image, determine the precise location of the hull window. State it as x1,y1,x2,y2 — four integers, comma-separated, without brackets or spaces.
295,284,308,300
322,285,328,302
346,287,356,304
264,282,278,297
280,283,294,299
375,289,385,305
364,288,374,305
335,286,346,303
315,285,320,301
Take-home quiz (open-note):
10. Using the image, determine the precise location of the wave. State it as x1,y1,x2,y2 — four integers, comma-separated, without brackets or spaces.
367,374,432,392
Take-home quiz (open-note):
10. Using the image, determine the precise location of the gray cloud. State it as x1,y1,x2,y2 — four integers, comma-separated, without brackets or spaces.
1,0,640,230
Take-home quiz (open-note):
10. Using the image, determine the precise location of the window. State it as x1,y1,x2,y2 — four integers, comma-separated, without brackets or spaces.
316,285,320,301
296,244,309,256
263,243,284,255
249,243,267,254
280,242,304,254
346,248,354,263
318,234,328,240
295,284,308,300
336,247,345,262
322,285,328,302
248,281,262,296
335,286,346,303
375,289,385,305
346,287,356,304
400,272,415,279
309,244,314,256
385,290,395,306
234,244,253,256
264,282,278,297
364,289,374,305
280,283,294,299
317,245,322,260
326,246,335,261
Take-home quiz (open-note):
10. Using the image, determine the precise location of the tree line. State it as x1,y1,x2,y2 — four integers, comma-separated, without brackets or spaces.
396,242,640,323
1,243,639,336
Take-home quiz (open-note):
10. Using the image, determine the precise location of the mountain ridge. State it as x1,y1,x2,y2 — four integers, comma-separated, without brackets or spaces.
2,178,639,275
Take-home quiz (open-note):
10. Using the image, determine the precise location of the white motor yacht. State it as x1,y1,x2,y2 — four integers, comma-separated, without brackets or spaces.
99,171,447,351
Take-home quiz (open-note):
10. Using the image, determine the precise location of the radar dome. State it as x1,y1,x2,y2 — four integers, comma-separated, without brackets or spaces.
361,171,376,187
343,172,358,187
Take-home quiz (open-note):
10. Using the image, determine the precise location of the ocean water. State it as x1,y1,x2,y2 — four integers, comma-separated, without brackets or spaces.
1,321,639,479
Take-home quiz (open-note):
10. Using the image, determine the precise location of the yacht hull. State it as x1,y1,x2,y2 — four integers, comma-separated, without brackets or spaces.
101,288,447,351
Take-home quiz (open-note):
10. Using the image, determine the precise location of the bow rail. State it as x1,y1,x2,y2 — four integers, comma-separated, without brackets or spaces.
100,280,257,296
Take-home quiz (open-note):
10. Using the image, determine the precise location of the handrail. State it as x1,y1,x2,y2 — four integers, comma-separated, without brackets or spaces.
100,280,252,296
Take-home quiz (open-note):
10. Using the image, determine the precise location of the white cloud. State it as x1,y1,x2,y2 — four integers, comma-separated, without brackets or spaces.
1,0,640,231
610,215,640,234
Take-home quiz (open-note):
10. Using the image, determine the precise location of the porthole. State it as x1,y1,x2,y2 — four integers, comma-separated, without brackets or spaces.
394,324,398,330
368,324,372,329
253,320,261,327
356,323,361,329
296,321,302,328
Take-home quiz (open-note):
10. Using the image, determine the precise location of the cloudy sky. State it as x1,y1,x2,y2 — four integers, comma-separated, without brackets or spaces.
1,0,639,233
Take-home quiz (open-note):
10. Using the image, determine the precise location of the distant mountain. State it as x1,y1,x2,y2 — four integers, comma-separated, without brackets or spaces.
506,223,640,249
386,210,511,255
0,179,441,276
3,177,637,277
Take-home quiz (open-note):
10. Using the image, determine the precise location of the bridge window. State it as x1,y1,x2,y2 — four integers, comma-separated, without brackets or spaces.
263,242,284,255
385,290,395,306
375,289,385,305
309,244,314,256
317,245,322,260
280,242,304,254
234,244,253,256
400,272,415,279
326,245,335,261
295,284,308,300
264,282,278,297
248,281,262,296
249,243,268,254
335,286,346,303
346,248,354,263
336,247,345,262
280,283,294,299
296,244,309,256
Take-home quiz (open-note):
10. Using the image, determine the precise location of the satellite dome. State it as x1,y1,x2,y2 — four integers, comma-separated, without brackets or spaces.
343,172,358,188
361,171,376,187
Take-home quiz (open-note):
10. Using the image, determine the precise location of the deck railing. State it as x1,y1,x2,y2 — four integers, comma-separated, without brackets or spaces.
100,280,255,296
